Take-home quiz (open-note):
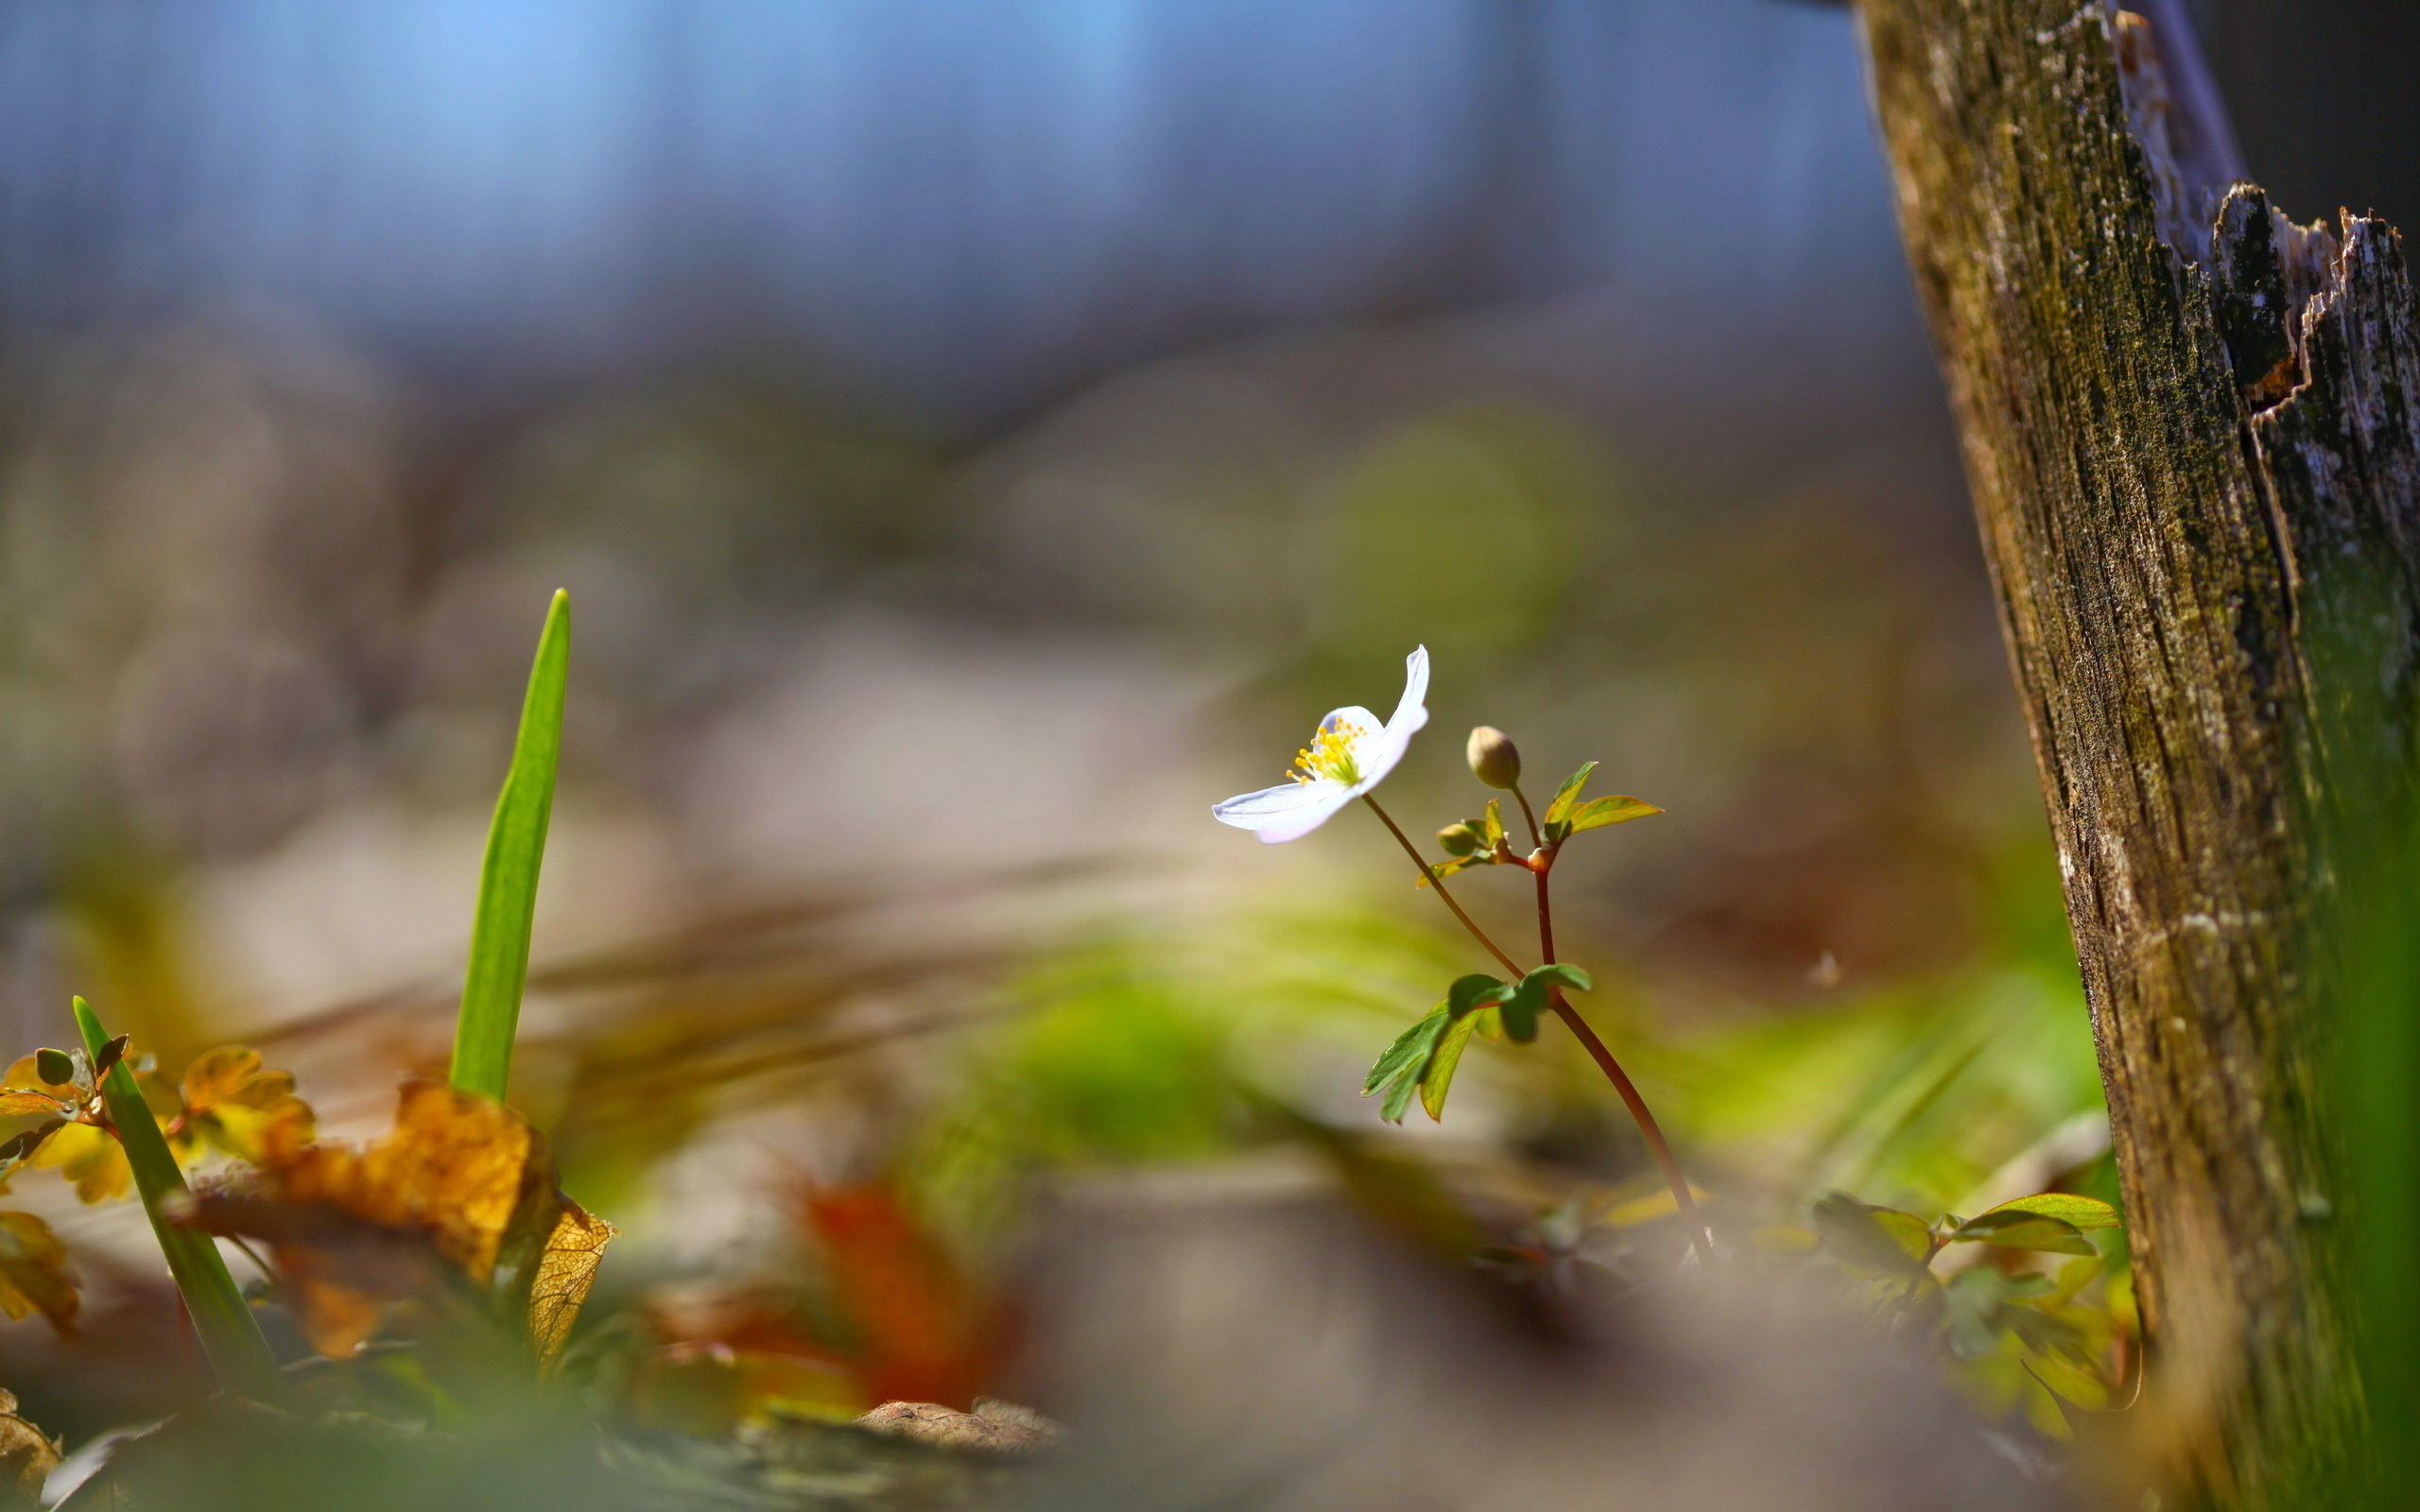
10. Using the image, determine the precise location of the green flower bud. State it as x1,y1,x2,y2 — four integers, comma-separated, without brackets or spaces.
1437,823,1481,857
1465,726,1521,790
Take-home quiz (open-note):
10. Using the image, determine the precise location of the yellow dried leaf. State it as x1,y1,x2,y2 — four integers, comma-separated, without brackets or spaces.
30,1124,129,1205
0,1212,78,1336
192,1080,557,1358
0,1389,59,1504
180,1046,315,1165
527,1198,617,1371
268,1081,538,1280
0,1094,66,1120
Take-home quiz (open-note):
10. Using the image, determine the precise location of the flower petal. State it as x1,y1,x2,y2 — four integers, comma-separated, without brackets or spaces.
1339,645,1430,798
1391,645,1430,733
1212,780,1355,843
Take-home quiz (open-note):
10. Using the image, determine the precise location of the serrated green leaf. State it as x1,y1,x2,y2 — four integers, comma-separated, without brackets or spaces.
1565,795,1663,833
1420,1010,1484,1122
1544,763,1598,827
451,590,570,1104
1363,1003,1452,1095
1974,1193,2120,1231
1949,1209,2097,1256
1811,1192,1930,1275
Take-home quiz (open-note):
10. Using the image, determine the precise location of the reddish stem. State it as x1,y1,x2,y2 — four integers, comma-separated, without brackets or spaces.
1362,798,1525,977
1530,847,1712,1264
1370,791,1714,1265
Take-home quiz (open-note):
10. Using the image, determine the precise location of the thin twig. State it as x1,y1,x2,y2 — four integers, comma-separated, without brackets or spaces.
1362,798,1525,977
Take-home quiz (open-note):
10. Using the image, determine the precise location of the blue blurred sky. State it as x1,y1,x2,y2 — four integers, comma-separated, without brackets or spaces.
0,0,1912,425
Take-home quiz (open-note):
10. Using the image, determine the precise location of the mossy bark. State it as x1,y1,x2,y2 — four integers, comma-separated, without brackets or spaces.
1855,1,2420,1502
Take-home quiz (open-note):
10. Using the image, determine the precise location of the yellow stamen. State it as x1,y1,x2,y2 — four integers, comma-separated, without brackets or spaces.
1291,716,1369,785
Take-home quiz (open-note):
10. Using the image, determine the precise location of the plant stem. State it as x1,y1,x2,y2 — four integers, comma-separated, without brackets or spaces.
1366,794,1713,1265
74,997,291,1403
1529,856,1703,1258
1510,783,1545,850
1362,798,1524,976
1530,862,1712,1264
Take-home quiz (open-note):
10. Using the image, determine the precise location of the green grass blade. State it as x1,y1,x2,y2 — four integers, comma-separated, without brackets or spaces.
450,589,570,1103
73,996,290,1403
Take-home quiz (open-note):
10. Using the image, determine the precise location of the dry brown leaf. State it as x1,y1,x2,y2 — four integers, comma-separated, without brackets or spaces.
0,1213,78,1336
527,1198,616,1371
0,1389,59,1506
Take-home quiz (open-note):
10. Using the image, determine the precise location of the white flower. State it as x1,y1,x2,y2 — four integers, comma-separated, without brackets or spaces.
1213,646,1430,843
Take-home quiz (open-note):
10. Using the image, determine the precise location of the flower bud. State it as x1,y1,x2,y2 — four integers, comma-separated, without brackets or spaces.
1437,823,1480,857
1465,726,1521,790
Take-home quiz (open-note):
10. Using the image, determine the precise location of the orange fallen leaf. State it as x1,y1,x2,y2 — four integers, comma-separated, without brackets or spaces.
804,1184,1004,1411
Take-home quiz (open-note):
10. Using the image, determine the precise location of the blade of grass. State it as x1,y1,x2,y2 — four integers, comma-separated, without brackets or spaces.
451,589,571,1103
73,996,289,1403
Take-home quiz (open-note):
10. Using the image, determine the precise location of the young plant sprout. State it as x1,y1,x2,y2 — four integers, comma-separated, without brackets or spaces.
1216,647,1711,1263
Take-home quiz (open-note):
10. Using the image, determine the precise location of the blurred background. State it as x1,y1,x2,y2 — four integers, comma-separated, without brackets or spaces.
0,0,2407,1495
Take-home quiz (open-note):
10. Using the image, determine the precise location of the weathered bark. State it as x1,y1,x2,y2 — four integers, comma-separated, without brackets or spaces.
1854,0,2420,1502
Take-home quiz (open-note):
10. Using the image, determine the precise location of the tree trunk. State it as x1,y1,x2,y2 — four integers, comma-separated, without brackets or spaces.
1853,0,2420,1503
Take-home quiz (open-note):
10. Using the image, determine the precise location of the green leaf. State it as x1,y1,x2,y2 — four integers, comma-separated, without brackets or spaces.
32,1050,74,1090
1421,852,1492,884
1377,1061,1425,1124
1871,1209,1937,1265
1499,979,1544,1043
73,998,289,1403
1498,963,1590,1045
1544,762,1598,827
1948,1209,2098,1256
1479,799,1506,847
2026,1353,2111,1410
1447,973,1511,1016
1564,795,1663,833
450,590,571,1104
1419,1010,1484,1123
1363,1003,1452,1095
1973,1193,2120,1231
1525,963,1593,994
1811,1192,1930,1276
